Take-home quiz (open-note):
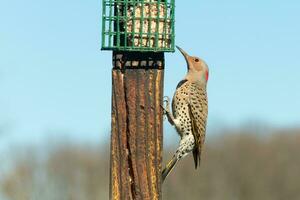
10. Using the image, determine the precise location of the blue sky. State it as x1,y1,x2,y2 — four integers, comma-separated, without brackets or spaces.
0,0,300,147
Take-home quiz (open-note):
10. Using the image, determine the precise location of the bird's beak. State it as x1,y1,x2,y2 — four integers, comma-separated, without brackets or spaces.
176,46,190,69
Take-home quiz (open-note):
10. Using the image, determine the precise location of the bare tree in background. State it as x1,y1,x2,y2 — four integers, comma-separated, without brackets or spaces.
1,130,300,200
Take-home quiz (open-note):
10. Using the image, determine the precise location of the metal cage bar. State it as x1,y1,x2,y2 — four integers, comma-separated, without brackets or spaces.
101,0,175,52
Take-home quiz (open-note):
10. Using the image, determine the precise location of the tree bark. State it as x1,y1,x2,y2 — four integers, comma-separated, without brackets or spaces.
110,51,164,200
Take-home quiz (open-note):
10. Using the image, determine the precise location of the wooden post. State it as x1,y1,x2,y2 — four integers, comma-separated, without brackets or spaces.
110,51,164,200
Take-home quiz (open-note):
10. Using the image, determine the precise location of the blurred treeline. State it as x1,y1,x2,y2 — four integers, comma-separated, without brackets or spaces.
1,129,300,200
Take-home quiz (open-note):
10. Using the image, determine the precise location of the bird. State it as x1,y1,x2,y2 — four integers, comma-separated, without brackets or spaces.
161,46,209,182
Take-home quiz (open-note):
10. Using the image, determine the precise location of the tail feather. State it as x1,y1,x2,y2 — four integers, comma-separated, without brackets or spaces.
192,149,201,169
162,156,178,182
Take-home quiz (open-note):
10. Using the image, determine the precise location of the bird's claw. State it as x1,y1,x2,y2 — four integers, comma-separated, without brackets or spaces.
161,96,171,120
160,104,167,120
163,96,170,106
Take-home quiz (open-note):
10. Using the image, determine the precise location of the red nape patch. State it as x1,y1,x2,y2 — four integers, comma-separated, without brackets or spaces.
205,70,209,81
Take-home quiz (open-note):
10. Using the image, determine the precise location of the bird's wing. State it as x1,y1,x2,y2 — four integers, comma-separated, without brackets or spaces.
188,84,208,169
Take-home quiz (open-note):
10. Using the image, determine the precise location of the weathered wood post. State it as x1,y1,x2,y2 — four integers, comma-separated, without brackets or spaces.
111,52,164,199
101,1,175,199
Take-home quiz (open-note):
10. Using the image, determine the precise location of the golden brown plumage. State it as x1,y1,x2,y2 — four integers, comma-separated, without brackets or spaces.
188,83,208,168
162,46,209,182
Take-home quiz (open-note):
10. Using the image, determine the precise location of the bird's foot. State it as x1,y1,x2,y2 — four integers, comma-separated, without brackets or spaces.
161,96,171,120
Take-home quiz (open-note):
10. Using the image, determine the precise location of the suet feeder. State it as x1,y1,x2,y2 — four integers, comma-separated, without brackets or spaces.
101,0,175,52
103,1,175,199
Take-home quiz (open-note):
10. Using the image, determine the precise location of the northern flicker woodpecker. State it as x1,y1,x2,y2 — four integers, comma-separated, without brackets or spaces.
162,46,209,182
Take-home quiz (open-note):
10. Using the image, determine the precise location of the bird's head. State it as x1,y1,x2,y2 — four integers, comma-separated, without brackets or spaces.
176,46,209,85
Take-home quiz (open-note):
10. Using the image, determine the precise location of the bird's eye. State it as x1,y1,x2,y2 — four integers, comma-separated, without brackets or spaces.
195,58,199,62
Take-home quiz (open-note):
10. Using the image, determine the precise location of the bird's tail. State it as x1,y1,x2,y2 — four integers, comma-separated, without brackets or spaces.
162,156,178,182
